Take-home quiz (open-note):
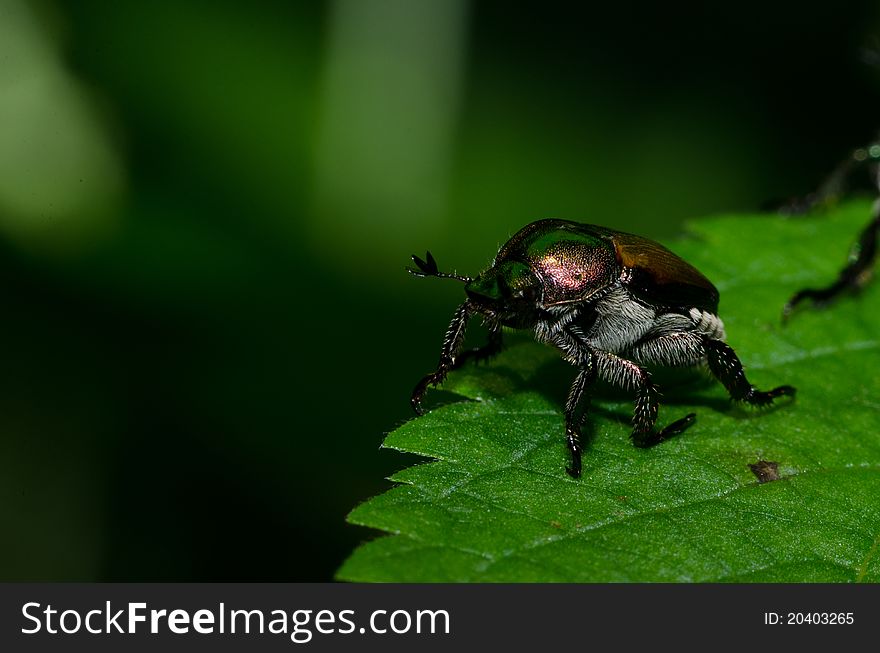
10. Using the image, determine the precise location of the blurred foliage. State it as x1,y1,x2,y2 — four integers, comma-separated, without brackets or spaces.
0,0,122,249
0,0,879,580
340,202,880,582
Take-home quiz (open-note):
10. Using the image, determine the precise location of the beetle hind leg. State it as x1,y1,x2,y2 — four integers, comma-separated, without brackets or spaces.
626,330,707,368
704,338,796,406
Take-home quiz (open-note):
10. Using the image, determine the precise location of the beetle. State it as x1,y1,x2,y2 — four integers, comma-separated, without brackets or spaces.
409,221,796,478
782,139,880,319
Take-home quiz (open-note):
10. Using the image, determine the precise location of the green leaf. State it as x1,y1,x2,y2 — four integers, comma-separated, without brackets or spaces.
339,201,880,582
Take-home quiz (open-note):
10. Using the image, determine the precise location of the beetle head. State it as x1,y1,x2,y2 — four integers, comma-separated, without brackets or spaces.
465,261,542,327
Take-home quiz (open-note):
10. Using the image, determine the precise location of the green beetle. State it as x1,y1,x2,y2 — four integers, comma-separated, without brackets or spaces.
410,220,795,478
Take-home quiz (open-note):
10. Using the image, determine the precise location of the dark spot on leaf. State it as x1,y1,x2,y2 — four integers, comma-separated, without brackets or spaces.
550,520,562,529
749,460,781,483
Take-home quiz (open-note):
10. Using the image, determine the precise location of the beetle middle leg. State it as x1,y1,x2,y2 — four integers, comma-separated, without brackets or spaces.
563,360,597,478
592,349,696,448
555,330,697,457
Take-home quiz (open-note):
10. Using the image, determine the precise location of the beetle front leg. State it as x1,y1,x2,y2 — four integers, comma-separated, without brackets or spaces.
411,301,473,415
704,338,796,405
451,323,503,369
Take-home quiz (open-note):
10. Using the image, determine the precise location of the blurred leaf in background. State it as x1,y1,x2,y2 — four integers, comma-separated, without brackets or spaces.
312,0,468,268
0,0,123,250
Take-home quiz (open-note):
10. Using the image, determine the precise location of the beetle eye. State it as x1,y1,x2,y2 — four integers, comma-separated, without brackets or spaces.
499,262,540,303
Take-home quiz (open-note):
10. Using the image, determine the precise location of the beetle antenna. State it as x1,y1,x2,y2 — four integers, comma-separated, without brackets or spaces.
407,251,472,283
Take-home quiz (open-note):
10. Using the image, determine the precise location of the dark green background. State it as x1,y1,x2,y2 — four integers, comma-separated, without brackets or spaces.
2,0,878,580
